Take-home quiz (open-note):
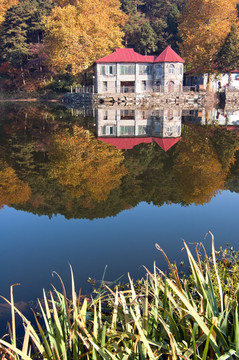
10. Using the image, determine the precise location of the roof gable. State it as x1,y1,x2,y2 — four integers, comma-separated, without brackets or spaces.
155,46,185,63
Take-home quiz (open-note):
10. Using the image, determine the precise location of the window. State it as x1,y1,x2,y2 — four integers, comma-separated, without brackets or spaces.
103,81,107,91
104,110,108,120
120,126,135,135
167,127,173,136
120,109,135,119
120,65,135,75
156,65,162,77
102,126,116,135
154,121,162,133
100,65,116,75
168,110,174,120
139,65,152,75
109,65,113,75
169,64,175,74
138,125,151,135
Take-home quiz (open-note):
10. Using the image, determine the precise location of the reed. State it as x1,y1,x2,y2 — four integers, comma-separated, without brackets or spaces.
0,232,239,359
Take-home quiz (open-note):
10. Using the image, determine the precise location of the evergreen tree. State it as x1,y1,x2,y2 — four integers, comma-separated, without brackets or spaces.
216,23,239,74
137,20,157,54
0,0,53,83
0,3,30,83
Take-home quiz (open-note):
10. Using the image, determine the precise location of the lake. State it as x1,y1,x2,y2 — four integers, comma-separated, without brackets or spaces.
0,102,238,334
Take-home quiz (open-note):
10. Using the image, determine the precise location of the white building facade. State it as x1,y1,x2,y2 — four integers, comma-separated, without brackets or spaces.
184,70,239,92
96,107,182,138
94,46,184,94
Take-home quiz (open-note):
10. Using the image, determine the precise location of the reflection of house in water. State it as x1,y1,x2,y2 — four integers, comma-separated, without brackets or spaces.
182,108,239,126
96,107,182,151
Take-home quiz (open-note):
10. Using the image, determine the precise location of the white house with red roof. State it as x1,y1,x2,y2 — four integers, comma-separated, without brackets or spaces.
96,107,182,151
95,46,184,94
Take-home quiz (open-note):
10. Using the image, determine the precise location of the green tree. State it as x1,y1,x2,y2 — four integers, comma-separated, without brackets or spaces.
0,3,30,83
137,20,157,54
0,0,53,84
216,23,239,80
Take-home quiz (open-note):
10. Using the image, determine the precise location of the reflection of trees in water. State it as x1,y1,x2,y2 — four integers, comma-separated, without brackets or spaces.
0,161,31,208
174,128,225,205
49,126,127,203
0,110,239,218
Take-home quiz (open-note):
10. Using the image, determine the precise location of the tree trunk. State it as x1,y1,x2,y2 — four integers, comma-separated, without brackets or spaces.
206,73,212,91
20,65,26,85
228,72,232,90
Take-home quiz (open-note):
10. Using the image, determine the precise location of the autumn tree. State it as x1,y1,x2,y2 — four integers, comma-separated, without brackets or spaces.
44,0,127,75
211,127,239,171
0,0,18,25
49,126,127,203
178,0,238,77
173,127,226,205
0,161,31,207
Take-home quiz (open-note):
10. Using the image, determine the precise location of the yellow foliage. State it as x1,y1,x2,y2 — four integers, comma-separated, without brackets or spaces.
178,0,238,72
0,162,31,208
173,130,225,205
0,0,18,24
44,0,127,74
49,126,127,203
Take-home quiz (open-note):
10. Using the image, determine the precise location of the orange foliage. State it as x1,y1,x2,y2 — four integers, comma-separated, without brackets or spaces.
173,129,226,205
49,126,127,203
178,0,238,72
0,0,18,24
44,0,127,74
0,162,31,208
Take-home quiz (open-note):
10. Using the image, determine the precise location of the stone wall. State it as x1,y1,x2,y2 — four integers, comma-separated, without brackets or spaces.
64,91,206,107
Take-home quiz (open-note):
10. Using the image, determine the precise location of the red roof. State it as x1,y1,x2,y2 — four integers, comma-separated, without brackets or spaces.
155,46,185,63
98,137,181,151
95,48,155,63
95,46,184,64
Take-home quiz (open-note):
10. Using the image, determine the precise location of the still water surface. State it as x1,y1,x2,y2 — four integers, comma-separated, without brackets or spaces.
0,102,238,332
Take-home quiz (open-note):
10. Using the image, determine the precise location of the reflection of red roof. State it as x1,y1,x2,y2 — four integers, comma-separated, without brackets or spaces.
98,137,181,151
95,46,184,64
227,126,239,134
153,137,182,151
155,46,185,63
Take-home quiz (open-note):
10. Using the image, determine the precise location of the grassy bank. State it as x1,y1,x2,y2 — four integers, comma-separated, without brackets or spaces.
0,91,64,102
0,232,239,359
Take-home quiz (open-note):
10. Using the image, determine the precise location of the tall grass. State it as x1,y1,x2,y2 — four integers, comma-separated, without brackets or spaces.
0,232,239,359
